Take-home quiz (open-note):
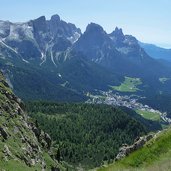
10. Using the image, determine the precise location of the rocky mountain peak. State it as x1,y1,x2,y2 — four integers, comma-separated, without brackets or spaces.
74,22,120,63
85,22,104,34
50,14,60,22
32,15,47,32
109,27,125,44
113,27,124,37
0,20,11,38
124,35,138,45
35,15,46,22
74,22,111,51
0,14,82,62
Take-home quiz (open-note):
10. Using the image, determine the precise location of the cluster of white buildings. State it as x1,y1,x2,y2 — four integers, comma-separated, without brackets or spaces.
87,91,171,124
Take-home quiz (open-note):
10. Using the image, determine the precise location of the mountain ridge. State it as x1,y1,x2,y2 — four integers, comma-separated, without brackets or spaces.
139,41,171,62
0,14,171,103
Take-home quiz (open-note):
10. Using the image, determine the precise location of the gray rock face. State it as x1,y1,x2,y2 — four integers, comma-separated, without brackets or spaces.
51,14,60,22
0,127,8,140
0,72,60,170
86,23,104,33
31,124,41,140
109,27,151,65
109,27,125,47
0,20,10,38
115,134,154,161
3,144,12,161
74,22,120,63
32,16,47,33
48,14,81,39
0,14,81,62
44,133,52,149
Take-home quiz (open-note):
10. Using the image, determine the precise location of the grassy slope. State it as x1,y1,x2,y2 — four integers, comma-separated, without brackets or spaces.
97,128,171,171
0,72,64,171
111,77,142,93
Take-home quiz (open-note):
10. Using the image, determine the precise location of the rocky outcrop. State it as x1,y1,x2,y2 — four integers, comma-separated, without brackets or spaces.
3,144,12,160
0,127,8,140
31,123,41,140
115,134,154,161
51,167,60,171
0,14,81,62
0,72,61,170
44,133,52,149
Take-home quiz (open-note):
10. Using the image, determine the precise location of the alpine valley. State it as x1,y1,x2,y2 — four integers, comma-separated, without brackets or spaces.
0,14,171,103
1,14,171,171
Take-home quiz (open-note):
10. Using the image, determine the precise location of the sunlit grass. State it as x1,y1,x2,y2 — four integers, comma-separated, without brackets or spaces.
136,110,161,121
97,128,171,171
110,77,142,93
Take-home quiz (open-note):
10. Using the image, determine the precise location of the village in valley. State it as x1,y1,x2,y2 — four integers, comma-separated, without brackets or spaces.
87,91,171,124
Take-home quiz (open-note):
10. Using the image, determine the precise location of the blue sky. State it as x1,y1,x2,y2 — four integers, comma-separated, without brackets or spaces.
0,0,171,48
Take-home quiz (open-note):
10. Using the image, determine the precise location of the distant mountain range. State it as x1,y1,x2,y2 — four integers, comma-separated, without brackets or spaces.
139,42,171,62
0,14,171,102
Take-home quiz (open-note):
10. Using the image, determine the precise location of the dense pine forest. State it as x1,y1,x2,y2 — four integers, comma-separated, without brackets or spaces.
26,102,147,168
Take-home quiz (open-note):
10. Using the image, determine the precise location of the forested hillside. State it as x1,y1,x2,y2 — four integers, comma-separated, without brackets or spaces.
26,102,147,169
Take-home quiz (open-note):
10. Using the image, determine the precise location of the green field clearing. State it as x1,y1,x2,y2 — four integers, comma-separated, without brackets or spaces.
136,109,161,121
111,77,142,92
